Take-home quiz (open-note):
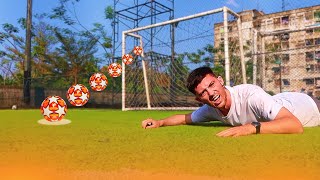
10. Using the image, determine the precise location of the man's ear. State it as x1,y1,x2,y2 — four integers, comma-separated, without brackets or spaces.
217,76,224,85
195,97,201,102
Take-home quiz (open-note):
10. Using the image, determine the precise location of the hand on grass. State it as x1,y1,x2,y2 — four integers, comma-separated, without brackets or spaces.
216,124,256,137
141,118,161,129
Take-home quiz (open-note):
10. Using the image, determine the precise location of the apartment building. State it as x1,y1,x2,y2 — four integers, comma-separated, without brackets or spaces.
214,5,320,97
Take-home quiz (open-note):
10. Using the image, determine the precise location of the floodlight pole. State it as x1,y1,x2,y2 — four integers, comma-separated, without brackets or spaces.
24,0,32,106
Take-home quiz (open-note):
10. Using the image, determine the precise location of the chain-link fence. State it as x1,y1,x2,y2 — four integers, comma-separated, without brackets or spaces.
0,73,122,109
251,6,320,97
1,1,319,109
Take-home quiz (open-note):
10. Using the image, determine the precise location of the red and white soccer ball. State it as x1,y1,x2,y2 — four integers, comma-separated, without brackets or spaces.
89,73,108,91
133,46,143,56
122,54,134,65
67,84,90,106
108,63,122,77
40,96,67,122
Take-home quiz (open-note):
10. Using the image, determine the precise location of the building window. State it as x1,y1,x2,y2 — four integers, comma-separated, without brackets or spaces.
306,29,313,35
315,51,320,61
280,33,290,41
272,67,280,75
282,79,290,86
309,64,315,72
306,39,314,46
281,16,289,25
282,54,290,63
304,78,314,85
315,38,320,45
305,11,313,21
306,52,314,62
315,10,320,23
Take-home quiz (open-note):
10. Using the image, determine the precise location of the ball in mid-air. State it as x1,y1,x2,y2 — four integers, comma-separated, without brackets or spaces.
108,63,122,77
89,73,108,91
133,46,143,56
40,96,67,121
67,84,90,106
122,54,134,65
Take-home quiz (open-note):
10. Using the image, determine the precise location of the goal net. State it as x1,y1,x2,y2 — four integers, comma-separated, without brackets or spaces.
122,7,243,110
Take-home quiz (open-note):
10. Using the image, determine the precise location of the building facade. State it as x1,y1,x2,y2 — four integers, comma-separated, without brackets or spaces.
214,5,320,97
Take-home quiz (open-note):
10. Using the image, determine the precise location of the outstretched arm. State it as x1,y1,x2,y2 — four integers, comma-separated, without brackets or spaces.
141,113,192,129
216,107,303,137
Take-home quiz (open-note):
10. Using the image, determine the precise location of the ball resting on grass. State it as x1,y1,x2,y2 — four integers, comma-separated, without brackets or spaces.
38,119,71,125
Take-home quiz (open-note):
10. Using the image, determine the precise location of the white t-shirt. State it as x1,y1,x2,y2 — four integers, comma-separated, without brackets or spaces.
191,84,320,127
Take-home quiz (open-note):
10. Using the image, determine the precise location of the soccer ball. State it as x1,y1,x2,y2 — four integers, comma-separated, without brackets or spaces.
133,46,143,56
67,84,90,106
122,54,134,65
40,96,67,121
11,105,17,110
89,73,108,91
108,63,122,77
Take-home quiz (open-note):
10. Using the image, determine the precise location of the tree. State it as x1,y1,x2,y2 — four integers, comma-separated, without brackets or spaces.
50,27,99,85
49,0,113,66
0,23,25,86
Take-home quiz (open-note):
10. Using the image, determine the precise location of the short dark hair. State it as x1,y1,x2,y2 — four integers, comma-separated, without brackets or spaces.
186,66,217,94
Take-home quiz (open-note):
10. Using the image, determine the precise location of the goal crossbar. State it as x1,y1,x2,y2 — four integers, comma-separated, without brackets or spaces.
122,6,241,111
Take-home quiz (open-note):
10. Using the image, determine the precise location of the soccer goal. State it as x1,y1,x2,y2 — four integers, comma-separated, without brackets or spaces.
122,7,244,110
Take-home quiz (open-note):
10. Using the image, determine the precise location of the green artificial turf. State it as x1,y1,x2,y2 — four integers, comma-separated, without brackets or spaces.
0,109,319,179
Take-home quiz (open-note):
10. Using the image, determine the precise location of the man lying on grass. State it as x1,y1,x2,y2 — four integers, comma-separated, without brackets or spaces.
141,67,320,137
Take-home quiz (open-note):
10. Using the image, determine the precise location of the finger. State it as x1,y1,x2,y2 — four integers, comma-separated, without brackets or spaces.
216,128,234,136
141,119,151,129
141,121,147,128
145,125,154,129
145,122,153,129
217,132,234,137
216,128,238,137
142,121,150,129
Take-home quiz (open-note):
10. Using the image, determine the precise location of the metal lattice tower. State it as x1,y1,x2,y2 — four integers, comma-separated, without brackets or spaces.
112,0,174,61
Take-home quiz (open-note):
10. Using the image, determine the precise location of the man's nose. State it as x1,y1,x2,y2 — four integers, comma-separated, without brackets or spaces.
206,88,215,96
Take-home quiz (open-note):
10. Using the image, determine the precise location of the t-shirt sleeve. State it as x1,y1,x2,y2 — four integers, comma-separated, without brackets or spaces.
248,87,283,121
191,105,220,123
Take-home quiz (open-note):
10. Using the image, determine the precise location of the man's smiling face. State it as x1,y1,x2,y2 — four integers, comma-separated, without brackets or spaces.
194,74,228,109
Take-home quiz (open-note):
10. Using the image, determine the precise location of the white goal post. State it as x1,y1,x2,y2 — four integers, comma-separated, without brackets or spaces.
122,6,244,111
